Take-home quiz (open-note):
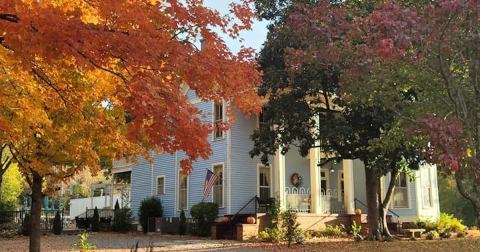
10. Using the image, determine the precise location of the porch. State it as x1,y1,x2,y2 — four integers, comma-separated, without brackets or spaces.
265,146,356,215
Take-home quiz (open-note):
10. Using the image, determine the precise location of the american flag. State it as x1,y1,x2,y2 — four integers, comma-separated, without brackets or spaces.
203,169,218,198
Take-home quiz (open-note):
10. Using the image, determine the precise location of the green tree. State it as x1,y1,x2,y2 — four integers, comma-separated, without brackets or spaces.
251,0,426,239
0,163,25,210
138,197,163,233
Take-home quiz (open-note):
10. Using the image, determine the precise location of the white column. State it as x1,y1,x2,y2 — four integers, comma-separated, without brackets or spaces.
273,148,286,209
343,159,355,214
309,148,321,215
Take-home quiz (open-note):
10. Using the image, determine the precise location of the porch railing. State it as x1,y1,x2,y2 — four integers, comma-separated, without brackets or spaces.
285,187,346,214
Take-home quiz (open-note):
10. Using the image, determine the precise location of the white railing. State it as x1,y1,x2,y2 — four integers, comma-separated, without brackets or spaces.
285,187,310,213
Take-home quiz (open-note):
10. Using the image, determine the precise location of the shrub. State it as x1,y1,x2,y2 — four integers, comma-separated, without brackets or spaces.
91,207,100,232
350,221,362,236
437,213,465,233
21,214,30,236
138,197,163,233
425,230,438,240
319,225,344,237
178,210,186,235
73,232,96,252
415,218,437,231
112,208,132,233
52,211,62,235
281,210,303,246
190,202,218,236
456,230,466,238
258,227,283,243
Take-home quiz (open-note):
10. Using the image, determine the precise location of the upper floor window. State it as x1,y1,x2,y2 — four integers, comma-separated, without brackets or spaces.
213,102,224,139
157,176,165,195
178,172,188,210
213,164,224,207
392,172,409,208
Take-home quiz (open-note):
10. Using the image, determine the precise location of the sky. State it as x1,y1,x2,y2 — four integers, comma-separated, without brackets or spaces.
203,0,269,53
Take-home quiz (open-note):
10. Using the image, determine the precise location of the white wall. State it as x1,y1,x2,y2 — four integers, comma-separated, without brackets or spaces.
69,194,127,219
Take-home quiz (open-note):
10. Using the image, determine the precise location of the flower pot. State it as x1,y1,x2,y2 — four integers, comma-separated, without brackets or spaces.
222,216,230,223
355,208,362,216
246,216,256,224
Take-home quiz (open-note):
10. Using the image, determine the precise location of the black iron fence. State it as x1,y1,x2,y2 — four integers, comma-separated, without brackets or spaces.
0,209,64,231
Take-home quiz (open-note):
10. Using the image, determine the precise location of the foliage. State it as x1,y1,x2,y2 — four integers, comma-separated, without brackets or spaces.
0,164,25,211
52,211,62,235
319,225,344,237
258,227,283,243
21,213,30,236
350,221,362,236
73,232,96,252
138,197,163,234
178,210,186,235
456,230,466,238
425,230,438,240
190,202,218,236
112,208,132,233
416,213,466,234
437,213,465,234
0,1,261,250
281,210,304,246
437,174,475,226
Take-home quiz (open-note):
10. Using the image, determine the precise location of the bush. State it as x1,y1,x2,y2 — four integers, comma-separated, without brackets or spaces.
425,230,438,240
21,213,30,236
281,210,303,246
112,208,132,233
138,197,163,233
91,207,100,232
178,210,186,235
437,213,465,233
258,227,283,243
73,232,96,252
456,230,466,238
350,221,362,236
190,202,218,236
319,225,344,237
415,218,437,231
52,211,62,235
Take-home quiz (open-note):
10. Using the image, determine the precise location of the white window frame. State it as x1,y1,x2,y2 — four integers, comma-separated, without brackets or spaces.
338,171,344,202
391,172,411,209
177,170,189,211
320,168,330,195
422,168,434,209
211,162,225,208
156,175,165,196
256,110,269,129
257,164,273,199
212,101,224,140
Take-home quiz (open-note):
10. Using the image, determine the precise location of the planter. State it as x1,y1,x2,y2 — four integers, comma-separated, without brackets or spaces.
355,208,362,216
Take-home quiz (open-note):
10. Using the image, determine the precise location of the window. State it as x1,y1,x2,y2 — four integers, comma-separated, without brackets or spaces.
392,173,409,208
320,169,328,195
338,172,345,202
258,165,271,201
213,102,224,139
257,110,269,129
157,176,165,195
213,164,223,207
178,172,188,210
422,168,433,208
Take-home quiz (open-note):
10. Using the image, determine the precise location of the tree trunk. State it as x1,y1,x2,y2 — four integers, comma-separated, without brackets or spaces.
29,171,43,252
365,166,382,241
379,170,398,238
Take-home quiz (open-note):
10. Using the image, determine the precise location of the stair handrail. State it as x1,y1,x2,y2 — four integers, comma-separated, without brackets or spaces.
354,197,400,219
230,195,258,221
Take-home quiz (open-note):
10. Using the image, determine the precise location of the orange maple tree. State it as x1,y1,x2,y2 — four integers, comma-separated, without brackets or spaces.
0,1,261,251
